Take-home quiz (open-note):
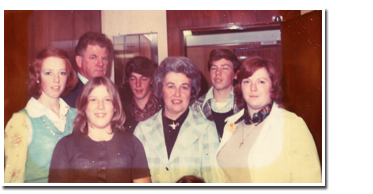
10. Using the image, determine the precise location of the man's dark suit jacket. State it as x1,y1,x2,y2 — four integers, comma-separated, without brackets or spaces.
62,78,85,108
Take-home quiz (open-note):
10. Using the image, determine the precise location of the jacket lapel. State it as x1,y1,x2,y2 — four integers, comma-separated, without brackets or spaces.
168,108,206,162
141,111,169,164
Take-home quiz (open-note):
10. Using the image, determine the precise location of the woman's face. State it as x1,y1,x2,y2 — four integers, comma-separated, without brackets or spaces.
86,84,114,131
39,57,67,100
162,72,191,120
241,67,273,115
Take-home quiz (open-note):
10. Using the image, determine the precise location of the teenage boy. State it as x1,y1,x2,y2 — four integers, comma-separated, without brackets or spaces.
192,49,241,141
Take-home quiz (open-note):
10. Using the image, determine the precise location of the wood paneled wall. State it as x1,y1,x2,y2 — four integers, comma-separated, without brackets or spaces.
166,10,283,57
4,10,33,128
281,11,323,165
4,10,101,127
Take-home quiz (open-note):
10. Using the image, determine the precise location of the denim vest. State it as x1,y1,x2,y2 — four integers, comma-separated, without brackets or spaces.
21,108,76,183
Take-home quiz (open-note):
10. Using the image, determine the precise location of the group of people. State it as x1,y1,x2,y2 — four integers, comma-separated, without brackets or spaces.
4,31,321,183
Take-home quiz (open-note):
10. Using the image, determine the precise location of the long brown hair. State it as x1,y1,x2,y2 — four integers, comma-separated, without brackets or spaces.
73,76,126,136
235,56,283,110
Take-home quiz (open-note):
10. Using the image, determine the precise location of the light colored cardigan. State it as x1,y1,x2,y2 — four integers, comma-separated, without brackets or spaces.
215,103,322,183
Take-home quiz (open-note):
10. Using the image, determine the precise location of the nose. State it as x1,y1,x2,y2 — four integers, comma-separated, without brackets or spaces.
175,87,181,97
97,57,104,67
54,73,60,83
215,68,222,76
136,79,141,87
250,82,257,91
97,100,105,109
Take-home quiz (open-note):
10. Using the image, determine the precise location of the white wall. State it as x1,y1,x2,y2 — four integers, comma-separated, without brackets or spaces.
101,10,168,81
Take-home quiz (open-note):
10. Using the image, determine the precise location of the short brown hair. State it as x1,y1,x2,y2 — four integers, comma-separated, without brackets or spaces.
73,76,126,136
75,31,113,62
235,56,283,109
28,48,78,99
207,49,241,73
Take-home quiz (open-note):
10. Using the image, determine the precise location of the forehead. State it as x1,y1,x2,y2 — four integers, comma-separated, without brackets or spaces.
211,58,233,67
84,44,108,56
89,85,109,95
42,57,66,69
248,67,271,79
130,72,147,78
164,72,190,84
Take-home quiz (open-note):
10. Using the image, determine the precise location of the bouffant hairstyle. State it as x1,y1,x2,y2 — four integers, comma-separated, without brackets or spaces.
28,48,78,99
153,57,201,104
235,56,283,110
75,31,113,61
73,76,126,136
207,49,241,73
124,56,157,82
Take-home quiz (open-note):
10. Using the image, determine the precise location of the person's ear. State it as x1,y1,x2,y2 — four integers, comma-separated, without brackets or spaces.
234,70,239,80
76,55,83,68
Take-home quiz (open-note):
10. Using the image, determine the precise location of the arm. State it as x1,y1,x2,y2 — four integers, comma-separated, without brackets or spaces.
131,135,152,183
286,117,322,183
4,112,30,183
48,137,71,183
201,122,220,183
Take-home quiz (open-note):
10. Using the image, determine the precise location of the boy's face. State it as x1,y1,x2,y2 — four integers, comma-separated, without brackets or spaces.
128,72,152,101
209,58,236,92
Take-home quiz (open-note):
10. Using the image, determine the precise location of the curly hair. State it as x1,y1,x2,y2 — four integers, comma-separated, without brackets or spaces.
124,56,157,82
28,48,78,99
153,57,201,104
75,31,113,62
235,56,283,110
73,76,126,136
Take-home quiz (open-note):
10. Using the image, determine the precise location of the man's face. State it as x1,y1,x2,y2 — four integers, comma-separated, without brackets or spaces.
128,72,152,101
209,58,236,92
76,44,108,80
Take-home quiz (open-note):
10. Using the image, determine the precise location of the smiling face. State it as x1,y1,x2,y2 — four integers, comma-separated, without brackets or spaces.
76,44,108,79
129,72,152,102
241,67,273,116
210,58,236,93
39,57,68,100
162,72,191,120
86,84,114,132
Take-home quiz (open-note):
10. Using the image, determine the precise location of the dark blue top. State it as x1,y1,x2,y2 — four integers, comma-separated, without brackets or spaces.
48,131,150,183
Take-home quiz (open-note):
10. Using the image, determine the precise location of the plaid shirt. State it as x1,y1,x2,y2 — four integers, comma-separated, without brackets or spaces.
133,108,220,183
191,87,241,121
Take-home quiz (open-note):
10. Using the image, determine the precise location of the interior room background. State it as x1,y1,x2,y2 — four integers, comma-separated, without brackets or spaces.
4,10,322,166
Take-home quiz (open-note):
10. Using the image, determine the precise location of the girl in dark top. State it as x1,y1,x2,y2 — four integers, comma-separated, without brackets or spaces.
49,76,151,183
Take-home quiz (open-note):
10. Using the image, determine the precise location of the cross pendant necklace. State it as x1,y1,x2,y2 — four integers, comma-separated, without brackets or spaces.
169,122,179,130
239,142,244,148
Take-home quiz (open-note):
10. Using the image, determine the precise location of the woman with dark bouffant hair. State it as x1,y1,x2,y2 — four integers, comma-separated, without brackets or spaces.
48,77,151,183
4,48,78,183
215,56,321,183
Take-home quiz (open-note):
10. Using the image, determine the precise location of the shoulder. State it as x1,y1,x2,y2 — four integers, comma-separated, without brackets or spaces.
5,111,29,132
191,94,206,109
190,108,209,125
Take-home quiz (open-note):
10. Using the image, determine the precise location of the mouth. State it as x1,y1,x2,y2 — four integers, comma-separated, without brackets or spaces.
171,100,182,105
95,113,107,118
214,78,222,83
134,89,143,94
51,86,60,90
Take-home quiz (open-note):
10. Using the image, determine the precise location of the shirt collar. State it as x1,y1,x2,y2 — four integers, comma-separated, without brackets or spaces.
78,72,89,84
202,87,234,107
26,97,71,118
237,102,273,126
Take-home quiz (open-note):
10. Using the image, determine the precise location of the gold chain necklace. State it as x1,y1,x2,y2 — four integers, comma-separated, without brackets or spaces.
239,124,255,148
